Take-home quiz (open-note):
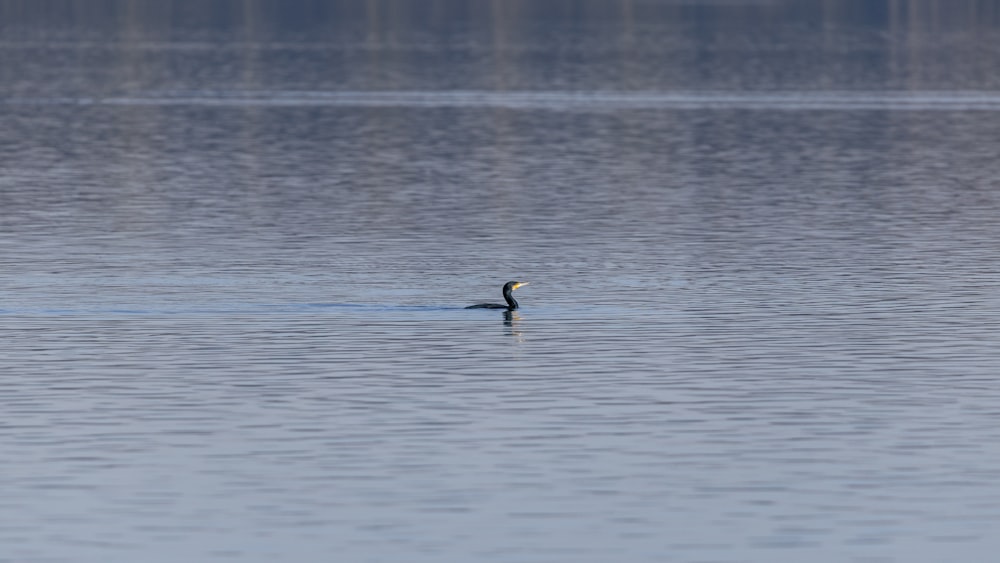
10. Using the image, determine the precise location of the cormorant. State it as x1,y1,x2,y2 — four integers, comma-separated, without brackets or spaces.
466,281,529,310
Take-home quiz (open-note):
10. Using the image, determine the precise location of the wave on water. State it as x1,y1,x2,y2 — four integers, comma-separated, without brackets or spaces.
0,303,465,316
5,90,1000,111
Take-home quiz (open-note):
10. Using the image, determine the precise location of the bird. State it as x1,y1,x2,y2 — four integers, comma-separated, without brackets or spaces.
466,281,529,310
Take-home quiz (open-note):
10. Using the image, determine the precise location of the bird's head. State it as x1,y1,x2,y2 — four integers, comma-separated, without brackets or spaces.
504,281,529,292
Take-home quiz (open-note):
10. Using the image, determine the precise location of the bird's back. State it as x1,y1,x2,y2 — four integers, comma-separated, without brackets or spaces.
465,303,508,309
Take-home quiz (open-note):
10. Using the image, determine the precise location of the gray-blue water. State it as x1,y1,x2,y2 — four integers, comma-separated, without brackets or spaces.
3,2,1000,561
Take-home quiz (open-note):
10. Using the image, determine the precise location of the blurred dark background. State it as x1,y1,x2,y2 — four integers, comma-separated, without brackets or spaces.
0,0,997,36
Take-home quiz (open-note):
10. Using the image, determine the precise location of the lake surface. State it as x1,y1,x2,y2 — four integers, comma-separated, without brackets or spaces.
3,1,1000,561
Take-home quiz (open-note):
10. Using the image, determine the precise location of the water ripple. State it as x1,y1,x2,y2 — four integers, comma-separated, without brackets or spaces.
6,90,1000,111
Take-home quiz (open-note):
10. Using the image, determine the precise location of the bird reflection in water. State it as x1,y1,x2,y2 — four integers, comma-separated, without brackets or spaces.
503,310,525,341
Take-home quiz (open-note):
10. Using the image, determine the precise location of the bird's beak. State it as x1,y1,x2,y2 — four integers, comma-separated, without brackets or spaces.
514,282,529,290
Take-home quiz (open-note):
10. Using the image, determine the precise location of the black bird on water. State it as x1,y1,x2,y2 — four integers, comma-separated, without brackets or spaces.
466,281,529,310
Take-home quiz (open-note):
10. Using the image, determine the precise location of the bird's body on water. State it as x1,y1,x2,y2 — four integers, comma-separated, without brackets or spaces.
466,281,529,310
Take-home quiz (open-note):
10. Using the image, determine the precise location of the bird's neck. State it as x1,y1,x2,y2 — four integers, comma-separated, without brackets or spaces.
503,290,519,309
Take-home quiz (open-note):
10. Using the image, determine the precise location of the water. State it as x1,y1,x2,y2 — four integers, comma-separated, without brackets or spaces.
3,1,1000,561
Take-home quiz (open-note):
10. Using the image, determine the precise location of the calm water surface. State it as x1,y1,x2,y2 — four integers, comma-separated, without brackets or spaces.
3,2,1000,562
